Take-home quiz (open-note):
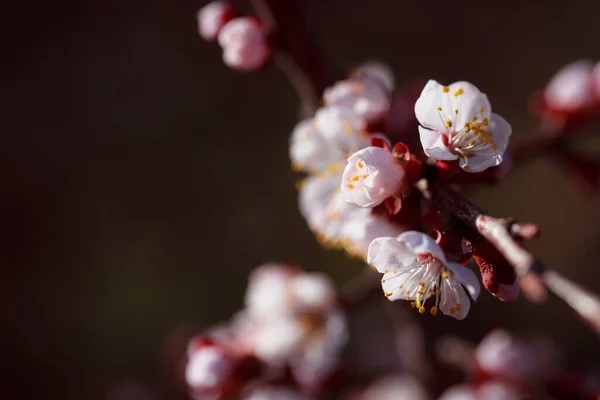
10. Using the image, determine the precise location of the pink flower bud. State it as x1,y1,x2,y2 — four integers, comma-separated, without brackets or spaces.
544,60,596,113
217,17,270,71
196,1,235,41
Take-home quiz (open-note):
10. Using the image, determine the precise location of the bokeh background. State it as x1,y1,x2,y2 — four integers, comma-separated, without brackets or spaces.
3,0,600,399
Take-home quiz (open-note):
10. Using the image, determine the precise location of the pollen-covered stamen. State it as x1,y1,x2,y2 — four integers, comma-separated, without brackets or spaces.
447,117,498,156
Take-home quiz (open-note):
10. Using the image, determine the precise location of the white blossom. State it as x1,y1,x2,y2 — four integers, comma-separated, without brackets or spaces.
323,75,391,122
475,330,538,379
186,346,232,390
217,17,269,71
341,146,405,207
314,105,370,152
340,214,405,259
197,1,233,41
367,231,480,319
544,60,596,113
289,119,336,173
415,80,511,173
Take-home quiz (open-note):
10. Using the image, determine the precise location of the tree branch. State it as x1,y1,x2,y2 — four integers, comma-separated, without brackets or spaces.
427,180,600,335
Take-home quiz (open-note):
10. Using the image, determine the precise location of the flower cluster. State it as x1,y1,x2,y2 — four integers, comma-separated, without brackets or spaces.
290,67,513,319
185,263,347,399
197,2,270,71
291,66,408,258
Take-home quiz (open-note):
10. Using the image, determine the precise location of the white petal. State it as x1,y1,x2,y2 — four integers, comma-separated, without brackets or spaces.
418,126,457,161
340,215,405,259
289,119,334,173
290,273,336,311
414,80,453,132
446,262,481,300
446,81,491,128
314,105,369,153
397,231,447,263
367,237,415,272
438,385,477,400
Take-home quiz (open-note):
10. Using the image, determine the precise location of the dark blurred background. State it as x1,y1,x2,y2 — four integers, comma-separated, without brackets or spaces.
2,0,600,399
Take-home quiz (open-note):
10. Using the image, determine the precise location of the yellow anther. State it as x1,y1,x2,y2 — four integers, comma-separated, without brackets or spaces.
384,269,389,273
482,117,489,126
419,306,426,314
445,120,452,127
405,289,410,295
351,175,359,181
441,271,449,279
492,143,498,151
430,306,438,315
385,292,393,297
443,86,450,93
464,165,470,170
453,88,464,96
381,279,386,283
411,302,416,308
426,293,432,299
295,180,304,191
468,141,476,147
437,106,442,111
472,116,478,122
347,184,354,189
399,285,403,289
442,301,447,306
455,109,459,114
455,304,461,311
392,270,397,275
415,294,421,309
479,107,485,114
344,123,353,136
357,161,364,169
363,174,368,178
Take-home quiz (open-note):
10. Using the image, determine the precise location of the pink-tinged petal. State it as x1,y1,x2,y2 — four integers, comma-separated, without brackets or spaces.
367,237,415,272
544,59,595,112
397,231,447,263
446,262,481,300
324,76,390,122
488,112,512,153
197,1,235,41
341,147,405,208
438,385,477,400
418,126,457,161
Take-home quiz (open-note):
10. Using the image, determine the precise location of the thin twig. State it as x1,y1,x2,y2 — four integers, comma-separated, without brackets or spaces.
250,0,335,117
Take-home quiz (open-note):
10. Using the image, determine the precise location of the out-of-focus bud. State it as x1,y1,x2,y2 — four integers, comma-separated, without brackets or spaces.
217,17,270,71
439,382,520,400
197,1,236,41
544,60,596,115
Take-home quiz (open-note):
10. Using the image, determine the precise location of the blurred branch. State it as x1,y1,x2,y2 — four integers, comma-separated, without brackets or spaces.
250,0,336,117
426,180,600,335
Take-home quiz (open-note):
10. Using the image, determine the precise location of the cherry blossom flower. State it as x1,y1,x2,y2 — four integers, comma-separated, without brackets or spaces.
544,60,596,113
340,214,405,259
367,231,480,319
186,345,233,392
323,74,391,122
196,1,235,41
341,146,405,208
289,119,335,173
415,80,512,173
475,330,542,380
217,17,270,71
243,264,347,373
314,105,370,152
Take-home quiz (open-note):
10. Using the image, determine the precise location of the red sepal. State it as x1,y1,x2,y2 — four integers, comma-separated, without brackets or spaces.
384,196,402,215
